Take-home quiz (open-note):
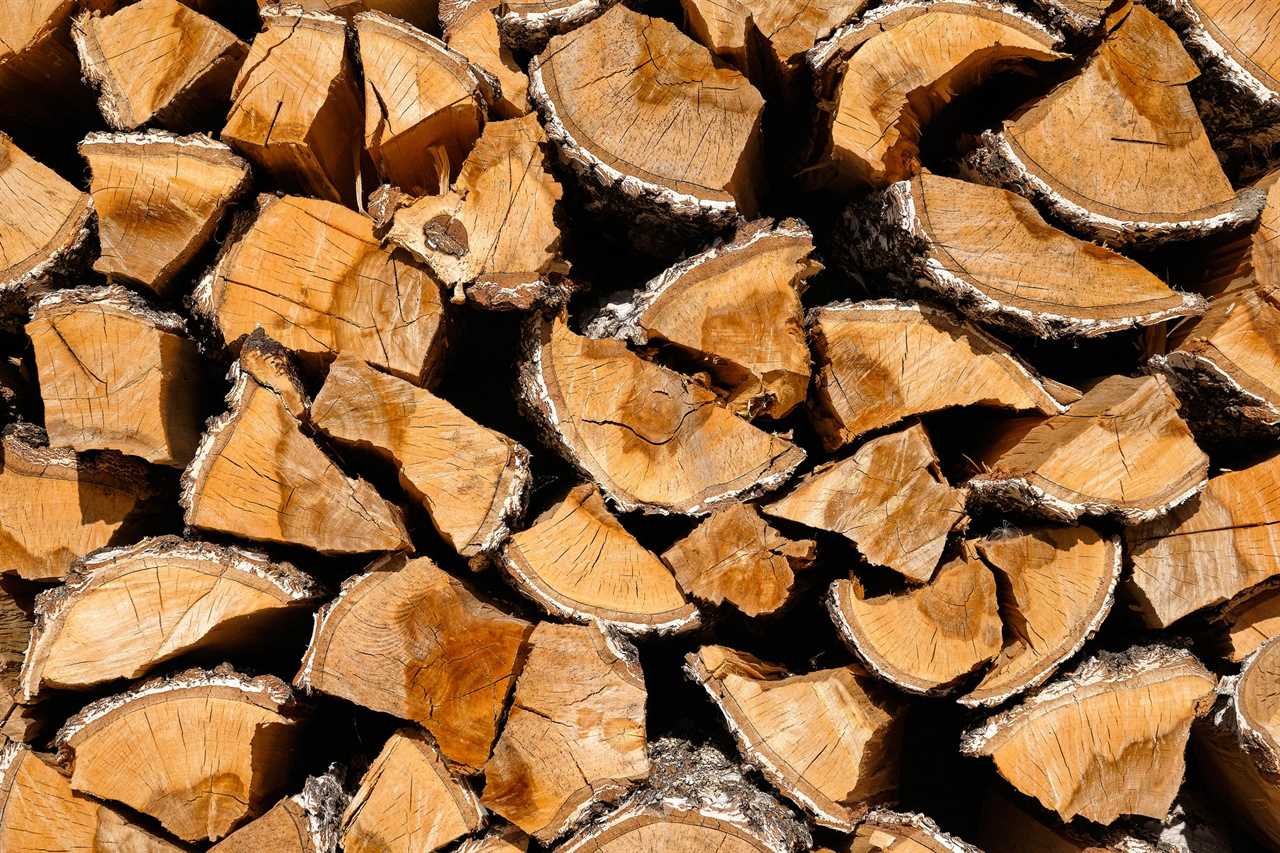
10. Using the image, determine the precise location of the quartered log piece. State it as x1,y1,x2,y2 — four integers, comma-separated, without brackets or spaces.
496,0,619,53
456,823,530,852
806,0,1065,190
589,219,818,420
521,314,805,515
71,0,247,130
660,503,815,617
969,374,1209,525
54,667,306,843
81,131,250,296
442,0,529,118
19,536,322,698
962,527,1119,708
686,645,901,831
255,0,437,29
342,728,484,853
842,809,982,853
763,422,965,584
28,286,205,467
500,483,700,635
0,1,96,134
966,3,1265,246
483,622,648,843
848,173,1205,338
211,772,349,853
807,300,1066,451
961,645,1218,824
828,554,1002,695
296,553,533,771
1214,577,1280,662
194,194,448,384
222,5,362,204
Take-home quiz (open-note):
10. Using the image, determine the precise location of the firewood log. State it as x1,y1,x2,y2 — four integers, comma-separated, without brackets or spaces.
0,2,96,136
254,0,438,29
841,809,982,852
1214,577,1280,662
969,374,1209,525
19,536,322,698
500,483,700,635
342,728,484,853
519,313,805,515
222,5,362,204
763,422,965,584
54,666,306,842
81,131,250,296
441,0,529,118
296,553,533,771
0,579,38,742
482,622,648,842
27,286,205,467
807,300,1066,451
687,645,902,831
71,0,247,131
312,354,530,560
495,0,619,53
211,772,348,853
961,645,1218,824
456,823,530,852
806,0,1065,190
194,195,448,384
828,554,1002,694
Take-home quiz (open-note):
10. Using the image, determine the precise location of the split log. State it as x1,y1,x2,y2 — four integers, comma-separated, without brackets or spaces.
27,286,205,467
807,300,1066,451
222,5,362,204
497,0,619,53
0,579,37,742
342,728,484,853
843,809,982,853
969,374,1209,525
1214,577,1280,662
0,1,96,135
296,553,533,771
255,0,438,29
194,194,448,384
441,0,529,118
71,0,247,131
828,554,1003,694
81,131,251,296
500,483,700,635
54,667,306,842
211,772,349,853
686,645,902,831
806,1,1064,190
19,536,322,698
483,622,648,842
763,422,965,584
660,503,815,617
1025,0,1114,35
456,824,530,852
961,645,1217,824
519,313,805,515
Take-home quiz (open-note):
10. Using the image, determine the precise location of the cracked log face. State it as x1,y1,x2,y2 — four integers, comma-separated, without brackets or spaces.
442,0,530,118
1162,0,1280,117
296,553,532,771
0,1,93,134
1216,578,1280,662
0,131,92,295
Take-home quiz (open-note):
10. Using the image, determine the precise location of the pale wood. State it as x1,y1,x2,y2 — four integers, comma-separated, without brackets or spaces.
845,809,982,852
255,0,439,29
456,823,531,852
498,0,619,52
210,773,349,853
442,0,529,118
1215,577,1280,662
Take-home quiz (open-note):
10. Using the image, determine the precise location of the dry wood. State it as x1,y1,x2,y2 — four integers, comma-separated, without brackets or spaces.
441,0,529,118
0,580,37,742
1214,577,1280,662
0,1,95,135
455,824,531,852
255,0,438,28
496,0,619,52
500,483,700,634
843,809,982,852
211,772,349,853
296,553,532,771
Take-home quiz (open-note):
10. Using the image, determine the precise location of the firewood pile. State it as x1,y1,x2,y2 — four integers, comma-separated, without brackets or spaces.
3,0,1280,850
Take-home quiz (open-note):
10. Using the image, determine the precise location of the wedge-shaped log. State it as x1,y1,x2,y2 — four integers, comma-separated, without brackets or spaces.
442,0,529,118
497,0,618,52
54,667,306,843
82,131,250,296
764,423,965,584
961,645,1217,824
222,6,361,204
20,536,322,698
28,286,204,467
342,728,484,853
687,645,901,831
211,773,348,853
72,0,246,130
841,809,982,853
501,484,699,635
297,553,532,770
312,355,530,559
808,301,1064,450
1215,578,1280,663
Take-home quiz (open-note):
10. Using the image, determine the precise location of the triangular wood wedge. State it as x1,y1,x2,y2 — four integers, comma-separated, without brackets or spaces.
19,536,322,699
686,645,901,831
81,131,250,296
483,622,648,843
500,483,700,635
961,527,1120,707
296,553,533,771
211,772,348,853
54,667,306,843
807,0,1065,189
1214,578,1280,663
764,422,966,584
969,374,1209,525
961,645,1218,824
841,809,982,853
808,301,1065,451
520,313,805,515
342,728,484,853
828,555,1002,694
312,354,530,560
442,0,529,118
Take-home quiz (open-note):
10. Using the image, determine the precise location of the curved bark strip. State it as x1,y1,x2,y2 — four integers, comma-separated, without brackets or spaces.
849,809,984,853
498,0,620,53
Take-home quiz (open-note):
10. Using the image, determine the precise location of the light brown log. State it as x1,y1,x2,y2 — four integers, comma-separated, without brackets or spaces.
211,772,348,853
1214,577,1280,662
843,809,982,852
296,553,532,771
257,0,439,28
442,0,529,118
497,0,619,52
0,1,96,135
